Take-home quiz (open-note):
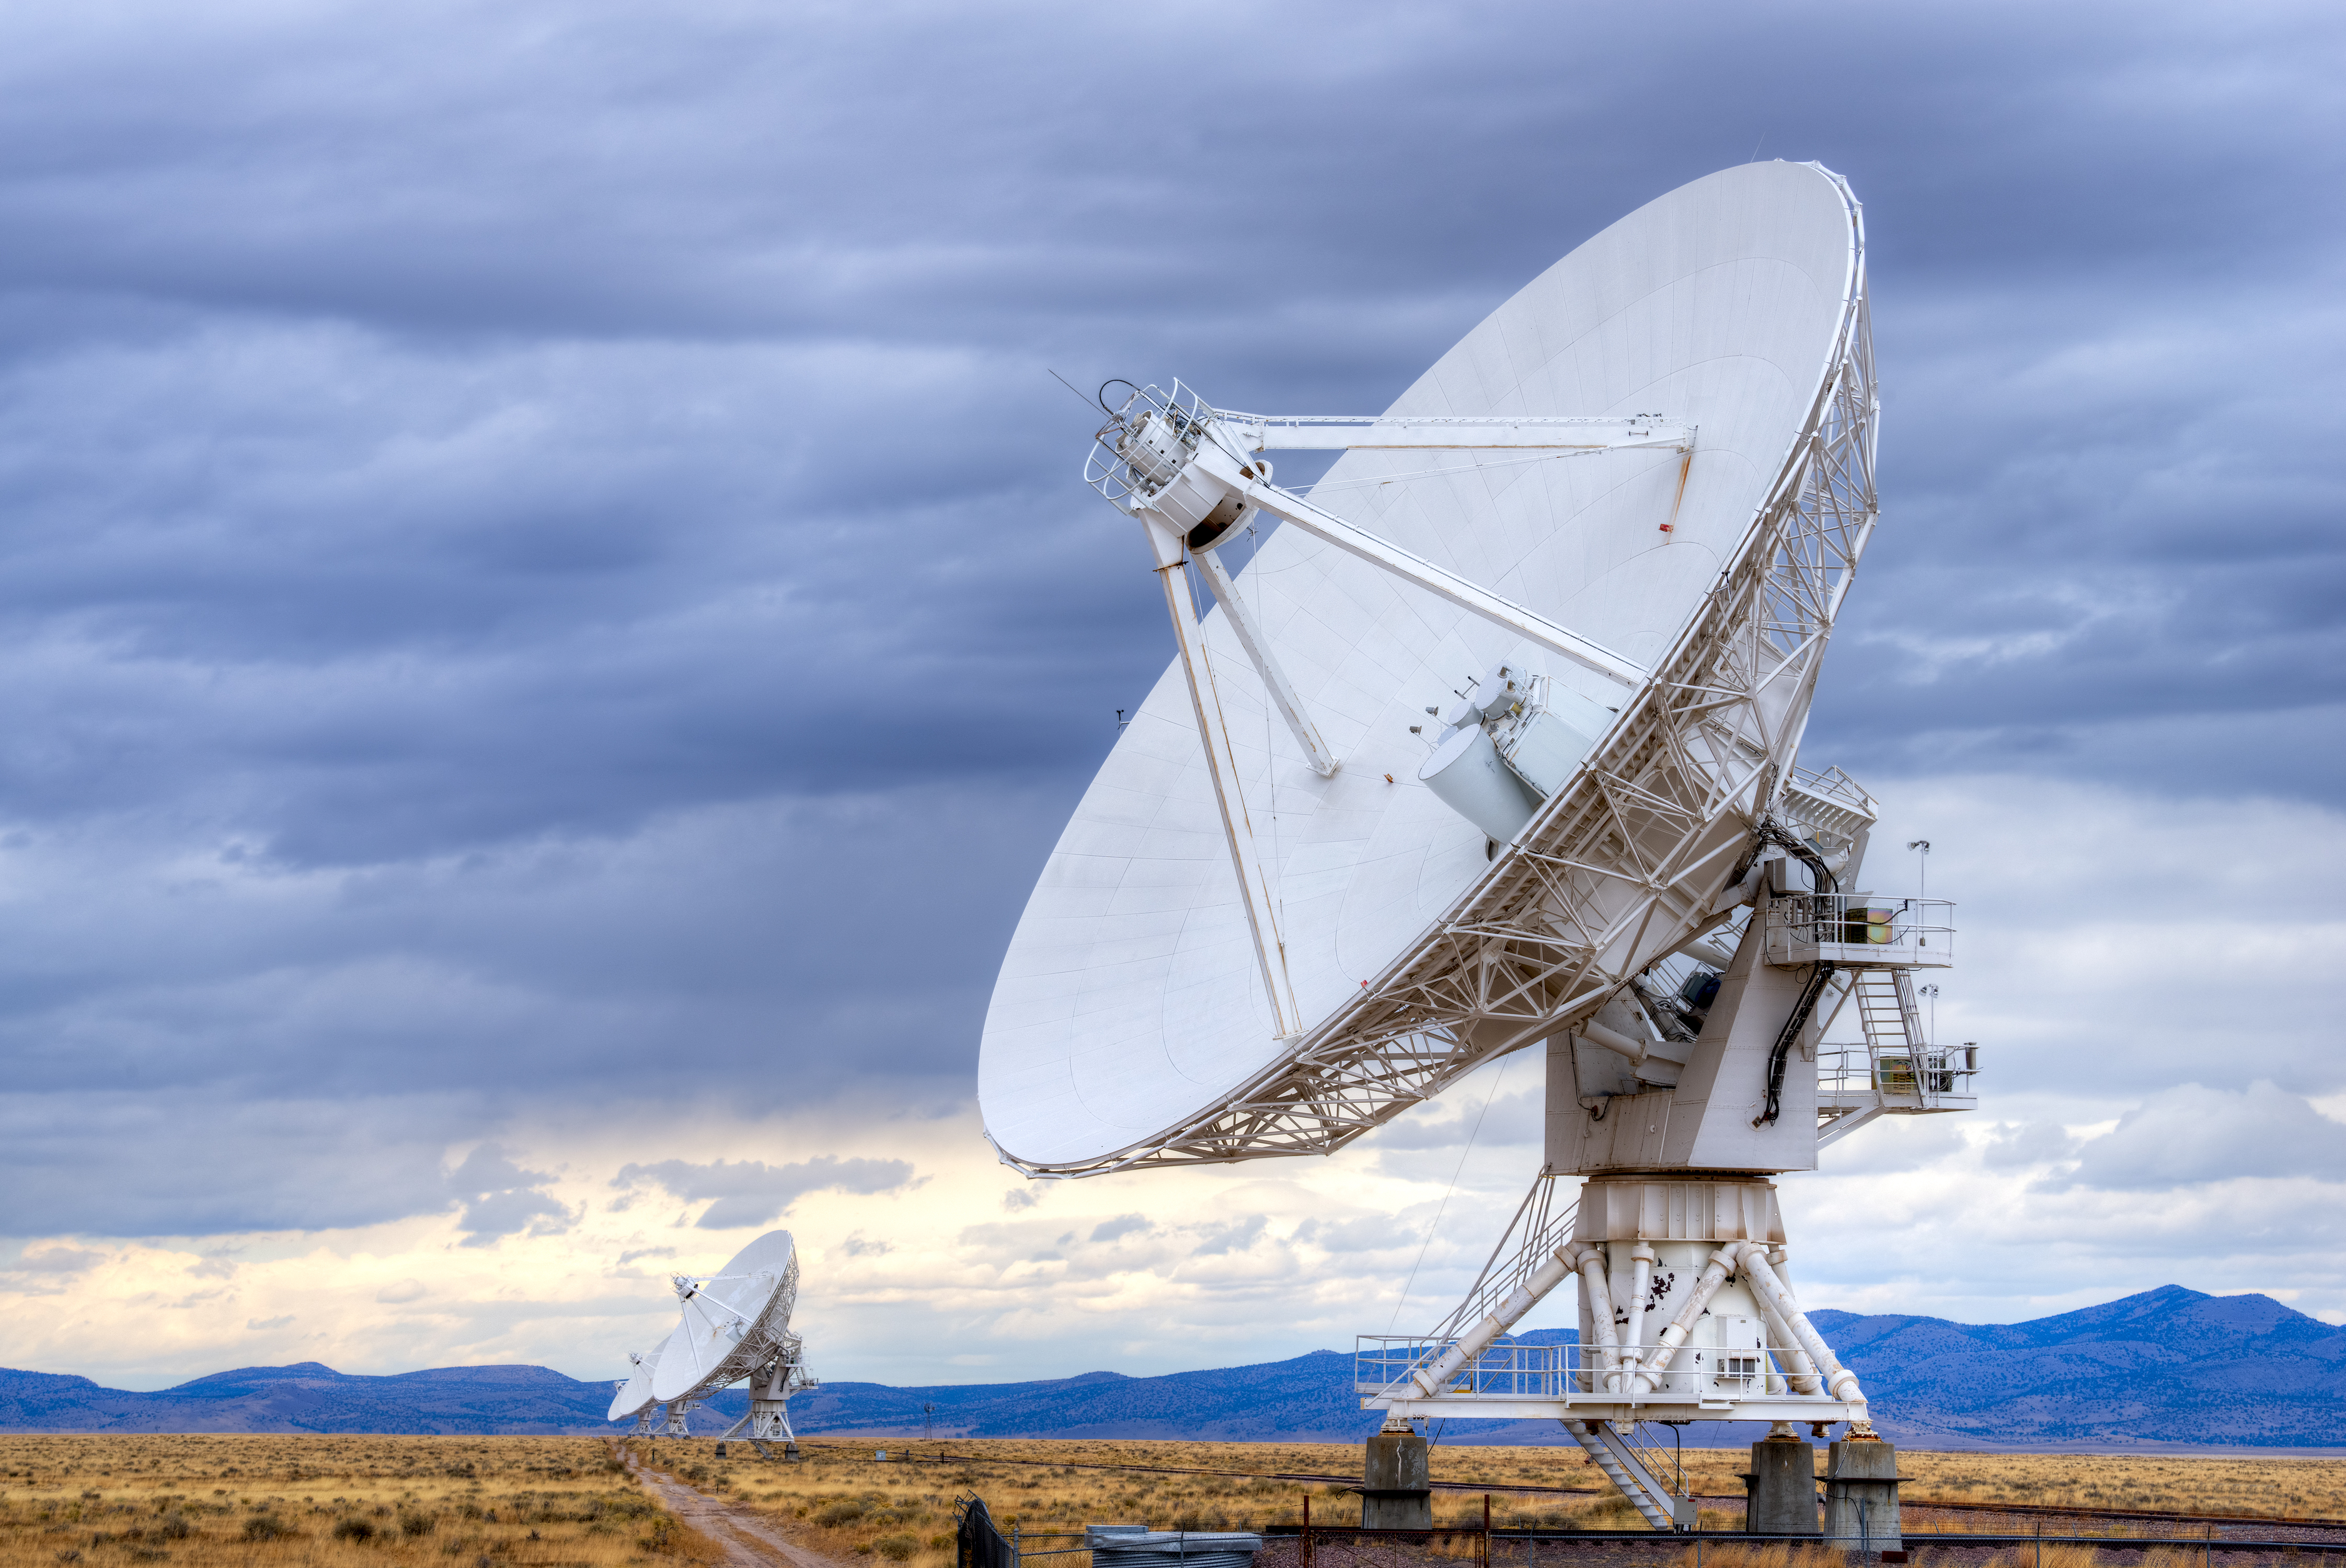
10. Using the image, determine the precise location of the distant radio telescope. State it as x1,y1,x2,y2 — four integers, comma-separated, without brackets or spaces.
610,1229,817,1457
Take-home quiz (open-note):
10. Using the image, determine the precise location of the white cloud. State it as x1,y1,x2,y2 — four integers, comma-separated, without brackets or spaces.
2052,1082,2346,1191
6,773,2346,1389
612,1155,917,1230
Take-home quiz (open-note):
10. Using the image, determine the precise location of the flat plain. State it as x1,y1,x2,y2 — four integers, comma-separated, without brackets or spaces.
746,1439,2346,1530
12,1434,2346,1568
0,1435,721,1568
660,1435,2346,1564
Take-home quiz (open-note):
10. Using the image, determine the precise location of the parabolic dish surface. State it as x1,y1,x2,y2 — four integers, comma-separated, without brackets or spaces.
649,1229,796,1403
980,162,1860,1171
606,1341,661,1422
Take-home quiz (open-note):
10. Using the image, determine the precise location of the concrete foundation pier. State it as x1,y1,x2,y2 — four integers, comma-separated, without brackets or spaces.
1822,1437,1902,1555
1744,1436,1820,1536
1360,1427,1432,1530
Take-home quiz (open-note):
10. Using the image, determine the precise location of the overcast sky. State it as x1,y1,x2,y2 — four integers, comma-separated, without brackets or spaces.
1,0,2342,1394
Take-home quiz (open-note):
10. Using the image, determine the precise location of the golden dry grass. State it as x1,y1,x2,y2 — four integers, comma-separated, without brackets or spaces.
660,1435,2346,1560
0,1436,723,1568
1889,1452,2346,1520
8,1429,2343,1568
670,1437,1738,1561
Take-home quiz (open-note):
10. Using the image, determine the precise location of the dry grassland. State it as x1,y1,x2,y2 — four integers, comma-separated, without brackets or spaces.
1889,1451,2346,1521
668,1437,2346,1555
7,1431,2342,1568
0,1436,722,1568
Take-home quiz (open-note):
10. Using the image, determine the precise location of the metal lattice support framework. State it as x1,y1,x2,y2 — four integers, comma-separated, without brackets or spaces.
1002,175,1878,1177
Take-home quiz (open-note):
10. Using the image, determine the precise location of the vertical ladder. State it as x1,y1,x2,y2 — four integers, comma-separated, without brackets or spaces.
1569,1421,1685,1531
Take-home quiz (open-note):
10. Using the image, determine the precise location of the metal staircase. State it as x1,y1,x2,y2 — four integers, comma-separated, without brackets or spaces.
1569,1421,1693,1531
1819,967,1979,1147
1856,969,1928,1107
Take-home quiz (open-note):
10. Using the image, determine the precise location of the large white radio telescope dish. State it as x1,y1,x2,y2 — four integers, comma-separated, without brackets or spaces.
649,1229,800,1404
611,1228,816,1455
981,161,1873,1174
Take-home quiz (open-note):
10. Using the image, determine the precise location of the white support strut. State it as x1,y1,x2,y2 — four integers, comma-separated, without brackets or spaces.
1192,547,1338,778
1232,470,1647,690
1142,517,1303,1035
1747,1273,1827,1397
1214,412,1694,454
1574,1243,1623,1392
1631,1245,1739,1394
1093,408,1648,694
1618,1243,1657,1381
1408,1241,1581,1397
1734,1244,1861,1403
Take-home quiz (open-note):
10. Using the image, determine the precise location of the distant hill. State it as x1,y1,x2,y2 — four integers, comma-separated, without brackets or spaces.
1809,1283,2346,1449
3,1286,2339,1448
0,1362,611,1435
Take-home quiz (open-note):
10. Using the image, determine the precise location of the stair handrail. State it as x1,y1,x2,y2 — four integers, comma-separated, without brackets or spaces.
1427,1170,1577,1343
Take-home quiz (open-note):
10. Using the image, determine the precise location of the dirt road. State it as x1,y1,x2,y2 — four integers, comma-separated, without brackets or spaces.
624,1446,852,1568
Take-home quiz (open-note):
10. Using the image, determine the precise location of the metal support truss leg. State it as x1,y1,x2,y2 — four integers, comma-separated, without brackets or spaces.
1408,1238,1584,1397
1142,516,1301,1034
1191,545,1337,777
724,1361,801,1460
745,1397,798,1459
1234,476,1645,690
659,1400,693,1438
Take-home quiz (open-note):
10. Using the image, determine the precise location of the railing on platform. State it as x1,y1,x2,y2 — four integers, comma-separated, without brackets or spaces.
1354,1334,1844,1404
1425,1177,1577,1345
1764,894,1953,969
1820,1044,1979,1101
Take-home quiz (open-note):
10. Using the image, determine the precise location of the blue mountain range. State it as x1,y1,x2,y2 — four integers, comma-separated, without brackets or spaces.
2,1286,2336,1449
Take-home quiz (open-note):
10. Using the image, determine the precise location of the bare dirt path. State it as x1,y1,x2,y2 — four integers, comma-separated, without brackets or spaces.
622,1445,854,1568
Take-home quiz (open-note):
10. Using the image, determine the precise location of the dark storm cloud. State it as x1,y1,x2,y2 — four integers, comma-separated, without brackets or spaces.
448,1144,571,1247
0,0,2337,1237
613,1155,916,1229
0,1087,463,1237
